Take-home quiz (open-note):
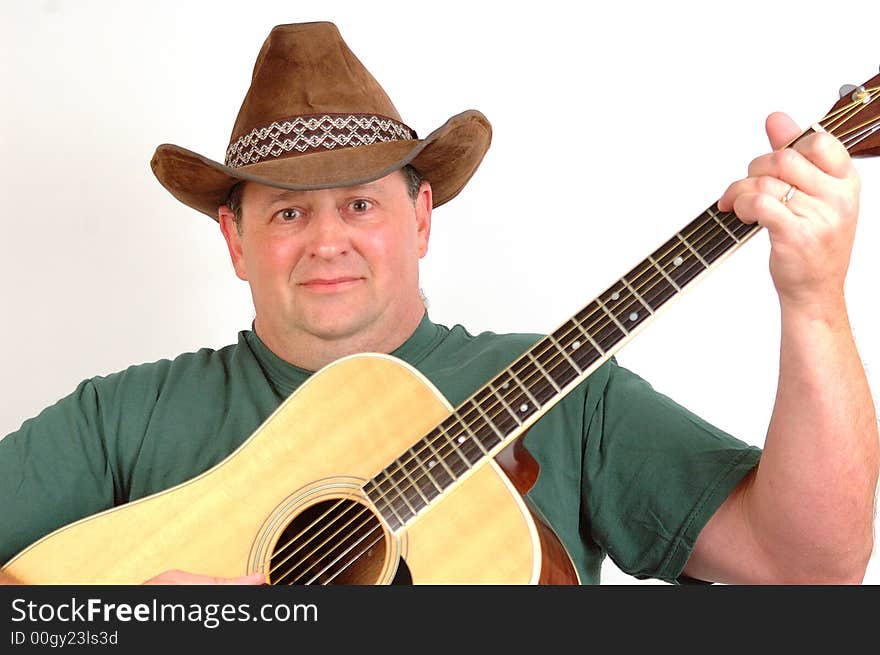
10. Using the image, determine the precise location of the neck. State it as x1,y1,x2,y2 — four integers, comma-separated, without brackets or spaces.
254,306,427,372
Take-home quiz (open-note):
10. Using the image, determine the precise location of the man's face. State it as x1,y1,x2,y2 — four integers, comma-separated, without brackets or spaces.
218,170,432,364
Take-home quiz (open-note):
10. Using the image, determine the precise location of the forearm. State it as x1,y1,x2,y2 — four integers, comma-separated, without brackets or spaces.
747,298,879,581
0,570,21,585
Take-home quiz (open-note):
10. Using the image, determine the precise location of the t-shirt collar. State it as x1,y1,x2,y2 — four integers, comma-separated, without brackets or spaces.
242,312,444,396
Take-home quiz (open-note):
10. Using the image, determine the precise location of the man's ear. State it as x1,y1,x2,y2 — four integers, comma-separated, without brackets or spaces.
416,180,432,258
218,205,248,281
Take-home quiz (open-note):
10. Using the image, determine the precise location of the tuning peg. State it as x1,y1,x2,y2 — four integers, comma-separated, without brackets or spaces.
839,84,872,103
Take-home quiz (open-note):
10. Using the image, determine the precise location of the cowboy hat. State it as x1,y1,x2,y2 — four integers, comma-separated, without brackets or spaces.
150,21,492,221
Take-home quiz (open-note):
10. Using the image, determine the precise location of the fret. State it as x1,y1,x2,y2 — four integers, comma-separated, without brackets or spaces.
507,365,541,408
635,254,681,311
470,393,509,445
599,280,627,311
595,297,629,336
437,419,477,468
604,288,651,333
369,477,409,528
707,206,741,243
695,223,736,265
489,374,527,426
566,316,606,356
375,473,414,525
723,212,755,240
364,479,401,528
676,232,711,269
443,412,488,463
396,450,437,507
509,358,554,407
625,266,676,315
598,282,652,334
454,406,492,456
453,400,498,459
535,340,581,390
398,454,434,509
620,274,654,314
653,236,705,289
381,467,420,516
647,254,681,291
548,334,584,383
474,385,520,435
526,350,562,393
406,445,443,496
461,399,505,451
420,432,458,487
710,203,755,240
576,301,626,353
431,425,471,475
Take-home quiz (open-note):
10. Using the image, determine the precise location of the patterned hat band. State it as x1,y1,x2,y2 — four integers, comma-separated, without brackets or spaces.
224,113,418,169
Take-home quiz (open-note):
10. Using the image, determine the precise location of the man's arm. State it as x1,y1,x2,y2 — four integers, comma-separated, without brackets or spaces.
0,571,19,585
0,569,264,585
684,112,879,583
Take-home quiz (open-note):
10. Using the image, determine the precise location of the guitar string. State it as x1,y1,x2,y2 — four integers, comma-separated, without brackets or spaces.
822,88,880,141
265,93,880,584
291,515,386,585
268,100,873,588
271,206,754,583
275,107,880,585
268,199,780,584
359,89,880,513
265,204,753,583
269,104,880,586
267,498,368,583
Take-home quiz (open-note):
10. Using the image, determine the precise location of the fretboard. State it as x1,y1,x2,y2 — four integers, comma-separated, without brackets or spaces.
364,203,760,530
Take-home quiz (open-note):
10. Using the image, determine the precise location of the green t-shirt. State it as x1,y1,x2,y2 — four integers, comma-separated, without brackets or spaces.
0,314,760,583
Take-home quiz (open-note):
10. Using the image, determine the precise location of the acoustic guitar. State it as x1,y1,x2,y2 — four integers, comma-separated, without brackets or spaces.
4,73,880,585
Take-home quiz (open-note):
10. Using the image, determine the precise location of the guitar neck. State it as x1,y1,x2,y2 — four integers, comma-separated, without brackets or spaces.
365,82,880,529
365,201,762,530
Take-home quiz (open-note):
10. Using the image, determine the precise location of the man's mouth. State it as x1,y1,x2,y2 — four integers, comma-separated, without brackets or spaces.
299,276,363,292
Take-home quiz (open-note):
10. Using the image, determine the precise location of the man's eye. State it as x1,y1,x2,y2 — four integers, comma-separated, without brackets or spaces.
350,199,371,213
279,208,301,221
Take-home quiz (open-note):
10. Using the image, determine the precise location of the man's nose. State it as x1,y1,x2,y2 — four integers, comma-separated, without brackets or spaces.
308,209,349,259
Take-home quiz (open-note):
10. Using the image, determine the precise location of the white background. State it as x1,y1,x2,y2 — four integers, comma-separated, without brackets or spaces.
2,0,879,584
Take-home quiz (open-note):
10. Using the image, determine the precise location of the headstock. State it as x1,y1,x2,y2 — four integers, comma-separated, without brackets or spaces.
816,71,880,157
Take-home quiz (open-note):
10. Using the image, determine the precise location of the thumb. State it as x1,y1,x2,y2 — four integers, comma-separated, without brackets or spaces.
217,572,266,585
144,569,266,585
766,111,803,151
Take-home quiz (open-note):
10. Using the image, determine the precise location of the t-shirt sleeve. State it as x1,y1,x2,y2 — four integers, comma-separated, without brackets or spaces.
581,359,761,583
0,379,124,565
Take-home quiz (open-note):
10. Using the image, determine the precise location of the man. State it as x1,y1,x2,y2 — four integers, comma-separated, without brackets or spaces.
0,21,877,585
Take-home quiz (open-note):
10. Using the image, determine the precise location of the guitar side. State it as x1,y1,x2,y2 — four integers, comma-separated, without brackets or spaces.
2,354,573,584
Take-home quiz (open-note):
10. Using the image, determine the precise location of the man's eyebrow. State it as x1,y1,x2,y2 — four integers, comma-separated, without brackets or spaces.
264,182,384,203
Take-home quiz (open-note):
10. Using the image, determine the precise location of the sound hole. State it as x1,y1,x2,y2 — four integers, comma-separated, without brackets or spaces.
268,498,387,585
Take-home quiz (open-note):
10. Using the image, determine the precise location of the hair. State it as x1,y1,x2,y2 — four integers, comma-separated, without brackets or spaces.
225,164,424,235
400,163,424,203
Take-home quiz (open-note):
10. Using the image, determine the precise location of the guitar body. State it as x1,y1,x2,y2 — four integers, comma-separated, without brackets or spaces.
3,354,578,585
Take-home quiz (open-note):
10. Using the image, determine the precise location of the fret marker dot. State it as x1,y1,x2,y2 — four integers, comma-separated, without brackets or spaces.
428,460,436,468
572,340,581,350
457,435,466,444
519,403,529,413
673,256,684,266
501,382,509,389
610,292,620,301
629,312,639,322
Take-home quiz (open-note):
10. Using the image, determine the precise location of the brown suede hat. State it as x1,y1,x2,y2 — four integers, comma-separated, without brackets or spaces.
150,21,492,221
